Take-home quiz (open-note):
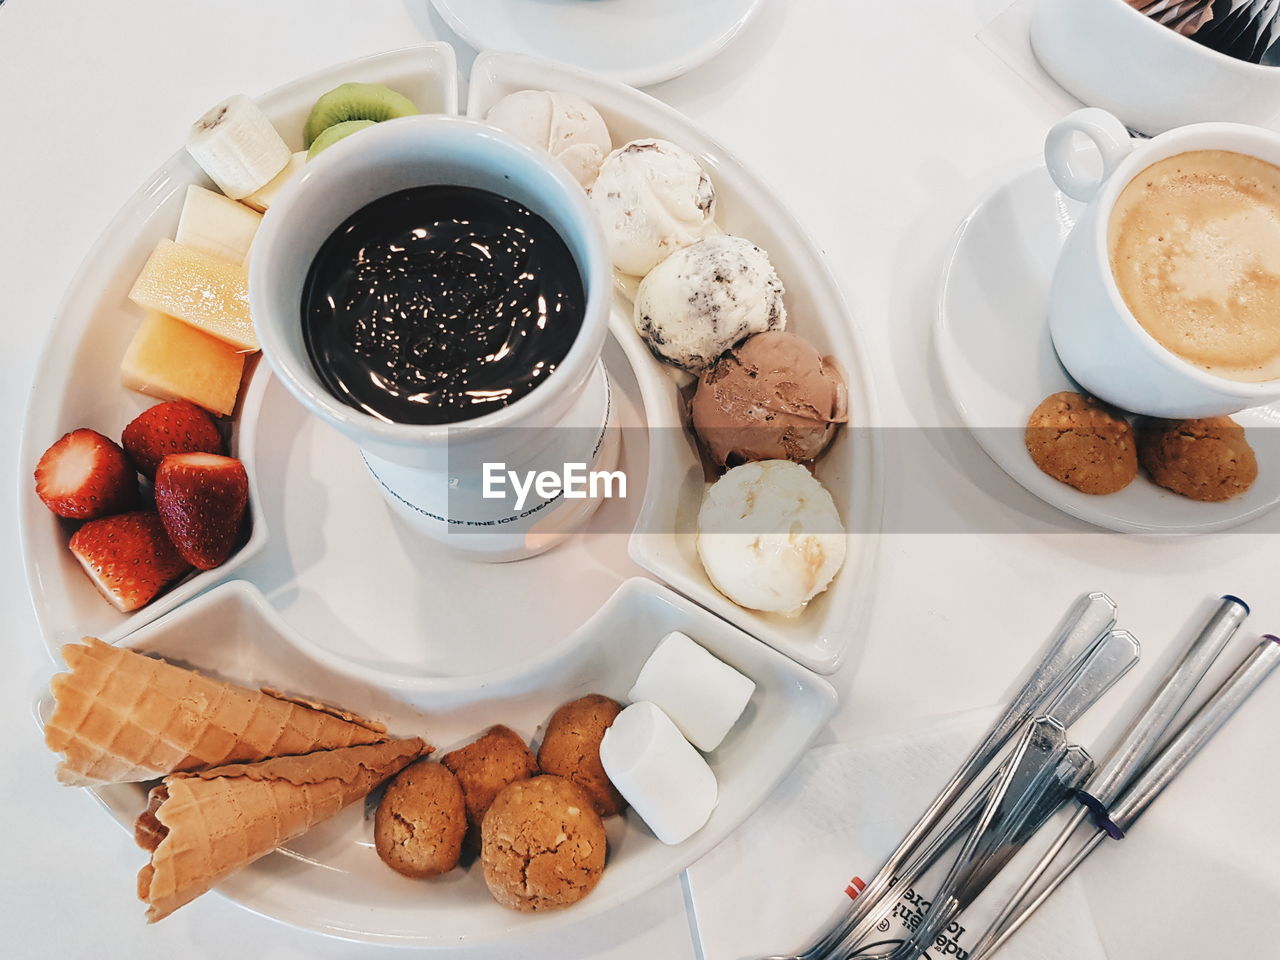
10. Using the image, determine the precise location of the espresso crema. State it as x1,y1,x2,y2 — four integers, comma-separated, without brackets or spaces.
1108,149,1280,383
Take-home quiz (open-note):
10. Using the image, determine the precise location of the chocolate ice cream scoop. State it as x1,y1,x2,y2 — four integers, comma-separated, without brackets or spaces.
690,330,847,467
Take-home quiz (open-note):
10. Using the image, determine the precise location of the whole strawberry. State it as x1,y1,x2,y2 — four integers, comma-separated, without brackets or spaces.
69,511,190,611
154,453,249,570
122,401,224,479
34,428,137,519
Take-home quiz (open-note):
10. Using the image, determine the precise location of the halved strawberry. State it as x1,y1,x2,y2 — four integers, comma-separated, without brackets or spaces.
68,511,190,612
34,428,137,519
122,401,224,479
154,453,249,570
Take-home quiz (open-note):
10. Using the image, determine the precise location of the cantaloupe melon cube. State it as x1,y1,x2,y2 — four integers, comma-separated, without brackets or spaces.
121,311,246,417
175,185,262,264
128,238,258,351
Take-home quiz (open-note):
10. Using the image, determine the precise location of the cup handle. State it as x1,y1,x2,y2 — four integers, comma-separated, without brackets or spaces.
1044,108,1134,203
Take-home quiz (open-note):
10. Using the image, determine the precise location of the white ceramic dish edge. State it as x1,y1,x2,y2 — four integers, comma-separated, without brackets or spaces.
467,50,885,674
431,0,767,89
20,44,460,655
38,577,837,948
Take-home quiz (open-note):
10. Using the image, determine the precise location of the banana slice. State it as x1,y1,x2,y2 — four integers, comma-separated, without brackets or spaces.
187,95,290,200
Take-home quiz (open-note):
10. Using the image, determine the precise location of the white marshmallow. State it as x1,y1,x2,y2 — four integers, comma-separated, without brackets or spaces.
628,632,756,752
599,702,718,845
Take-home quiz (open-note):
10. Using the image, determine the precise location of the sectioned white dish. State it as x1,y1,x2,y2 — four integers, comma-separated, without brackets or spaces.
935,159,1280,534
21,42,867,945
45,578,836,948
468,52,884,674
19,44,460,652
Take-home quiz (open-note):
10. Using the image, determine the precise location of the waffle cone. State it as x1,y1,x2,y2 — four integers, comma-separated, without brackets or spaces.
46,637,389,786
136,737,427,922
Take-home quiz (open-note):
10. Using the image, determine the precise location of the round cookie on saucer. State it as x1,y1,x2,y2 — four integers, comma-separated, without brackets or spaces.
1137,416,1257,502
1025,391,1138,494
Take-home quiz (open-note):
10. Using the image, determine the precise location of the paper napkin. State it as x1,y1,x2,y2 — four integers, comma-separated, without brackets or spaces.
685,709,1110,960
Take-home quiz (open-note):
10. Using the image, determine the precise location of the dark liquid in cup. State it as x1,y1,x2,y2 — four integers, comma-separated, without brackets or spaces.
301,185,585,425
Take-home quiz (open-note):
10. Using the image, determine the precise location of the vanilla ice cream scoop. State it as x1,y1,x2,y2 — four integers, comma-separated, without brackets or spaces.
635,235,786,372
697,460,846,617
589,139,717,277
485,89,612,187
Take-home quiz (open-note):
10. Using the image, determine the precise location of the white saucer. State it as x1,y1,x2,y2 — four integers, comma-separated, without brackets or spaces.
934,160,1280,534
430,0,764,87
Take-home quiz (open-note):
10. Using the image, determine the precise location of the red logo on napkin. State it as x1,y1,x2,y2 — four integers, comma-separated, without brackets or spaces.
845,876,866,901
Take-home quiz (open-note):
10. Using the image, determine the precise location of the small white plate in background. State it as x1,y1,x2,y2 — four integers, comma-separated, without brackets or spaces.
431,0,766,88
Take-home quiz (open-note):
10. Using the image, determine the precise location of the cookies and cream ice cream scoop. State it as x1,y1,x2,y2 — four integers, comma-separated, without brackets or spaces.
634,235,786,372
697,459,846,617
589,138,717,277
485,90,612,188
691,330,847,465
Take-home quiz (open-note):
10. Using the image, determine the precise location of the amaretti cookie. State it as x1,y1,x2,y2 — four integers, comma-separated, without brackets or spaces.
537,695,626,818
374,760,466,878
1025,391,1138,495
441,725,539,833
1137,416,1257,502
480,775,606,912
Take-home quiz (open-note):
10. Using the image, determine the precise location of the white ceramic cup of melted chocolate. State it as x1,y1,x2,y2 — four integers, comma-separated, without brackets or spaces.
1045,108,1280,418
250,115,616,561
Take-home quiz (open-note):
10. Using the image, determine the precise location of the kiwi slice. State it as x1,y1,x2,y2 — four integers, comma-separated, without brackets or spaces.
303,83,418,147
307,119,376,160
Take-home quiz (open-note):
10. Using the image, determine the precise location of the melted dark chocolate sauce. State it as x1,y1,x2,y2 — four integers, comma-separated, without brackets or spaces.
302,185,584,425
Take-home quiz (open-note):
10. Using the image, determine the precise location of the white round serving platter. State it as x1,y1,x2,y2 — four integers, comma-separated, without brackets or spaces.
430,0,766,88
935,159,1280,534
21,41,876,946
38,578,836,947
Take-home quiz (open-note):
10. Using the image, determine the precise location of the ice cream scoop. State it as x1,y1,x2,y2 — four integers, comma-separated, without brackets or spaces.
697,460,846,617
588,138,717,277
485,90,612,188
634,235,786,372
690,330,847,466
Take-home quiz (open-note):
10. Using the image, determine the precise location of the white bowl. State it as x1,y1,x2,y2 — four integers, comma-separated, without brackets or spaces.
1031,0,1280,136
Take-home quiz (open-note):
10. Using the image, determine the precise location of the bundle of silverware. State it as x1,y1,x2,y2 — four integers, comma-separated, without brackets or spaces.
764,593,1280,960
1130,0,1280,64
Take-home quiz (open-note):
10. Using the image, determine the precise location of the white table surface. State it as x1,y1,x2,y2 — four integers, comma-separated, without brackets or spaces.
2,1,1278,957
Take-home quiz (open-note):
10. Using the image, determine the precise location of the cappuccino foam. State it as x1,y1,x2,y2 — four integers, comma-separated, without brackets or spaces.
1108,149,1280,383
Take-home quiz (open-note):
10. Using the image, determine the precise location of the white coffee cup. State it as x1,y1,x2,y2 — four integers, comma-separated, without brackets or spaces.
1032,0,1280,137
250,115,616,561
1046,107,1280,419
